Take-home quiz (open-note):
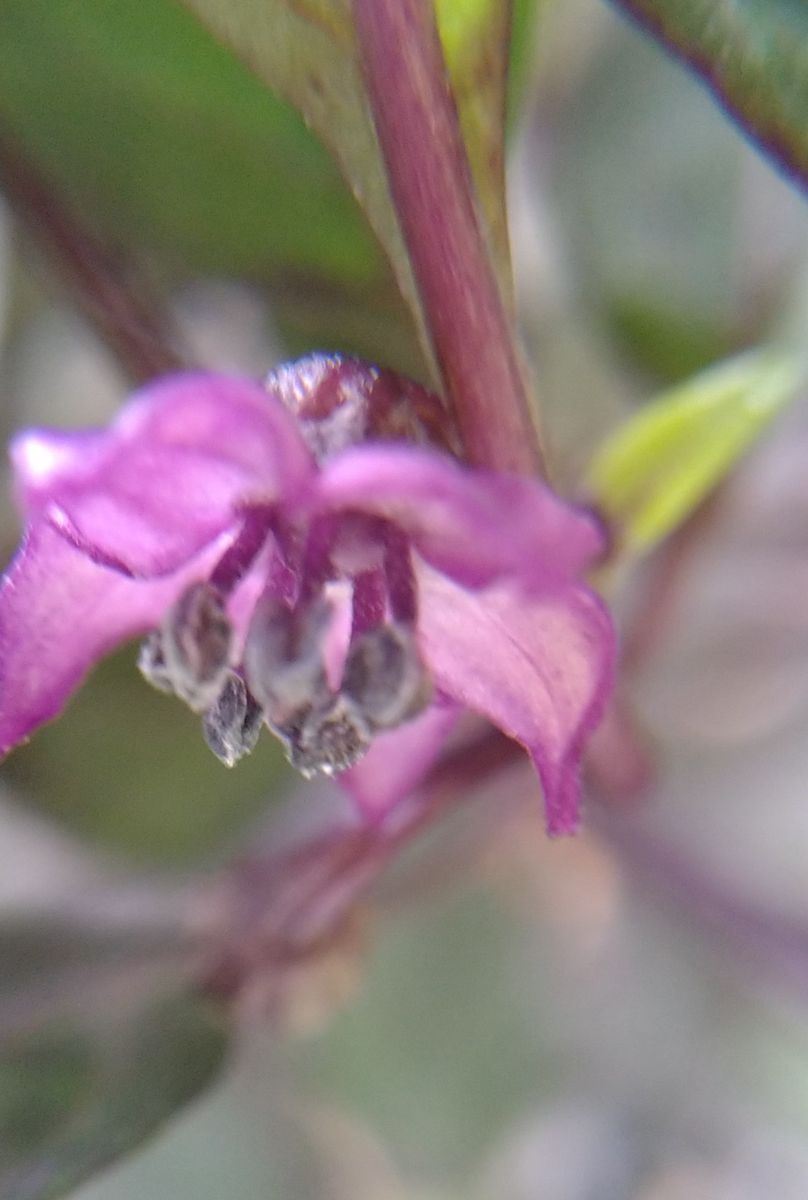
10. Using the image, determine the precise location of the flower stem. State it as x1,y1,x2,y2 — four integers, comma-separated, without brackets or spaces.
352,0,545,478
0,128,186,384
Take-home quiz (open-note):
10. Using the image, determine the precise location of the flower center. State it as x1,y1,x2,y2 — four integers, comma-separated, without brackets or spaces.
138,506,431,776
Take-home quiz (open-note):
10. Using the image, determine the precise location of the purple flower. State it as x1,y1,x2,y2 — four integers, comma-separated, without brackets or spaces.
0,355,614,834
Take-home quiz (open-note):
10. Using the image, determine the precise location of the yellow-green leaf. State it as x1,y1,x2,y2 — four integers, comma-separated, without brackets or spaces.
436,0,515,298
589,350,803,553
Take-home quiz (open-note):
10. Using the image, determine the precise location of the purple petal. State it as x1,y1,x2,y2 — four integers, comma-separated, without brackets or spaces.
0,521,224,756
414,562,615,835
10,373,314,577
340,697,461,818
311,445,604,589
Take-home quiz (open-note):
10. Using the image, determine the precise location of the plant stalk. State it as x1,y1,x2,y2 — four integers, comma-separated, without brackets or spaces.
352,0,545,477
0,129,185,385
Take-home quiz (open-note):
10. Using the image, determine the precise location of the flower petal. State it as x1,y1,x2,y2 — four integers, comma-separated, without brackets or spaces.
311,444,604,589
0,521,223,756
340,696,461,818
10,373,314,577
414,561,615,835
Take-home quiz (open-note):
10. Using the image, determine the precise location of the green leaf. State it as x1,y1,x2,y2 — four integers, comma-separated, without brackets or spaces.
0,0,377,282
0,0,428,370
0,921,229,1200
0,0,534,369
588,350,802,552
610,0,808,188
173,0,423,346
176,0,525,337
3,645,293,868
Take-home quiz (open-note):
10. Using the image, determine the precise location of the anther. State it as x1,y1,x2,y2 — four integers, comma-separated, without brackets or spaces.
203,672,264,767
342,622,431,731
243,593,333,727
137,632,174,694
244,588,380,775
156,581,233,712
271,694,372,778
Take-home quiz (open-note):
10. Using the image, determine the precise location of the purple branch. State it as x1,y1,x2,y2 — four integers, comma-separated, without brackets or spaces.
600,816,808,1003
352,0,545,477
0,129,186,385
202,730,518,1001
204,717,808,1016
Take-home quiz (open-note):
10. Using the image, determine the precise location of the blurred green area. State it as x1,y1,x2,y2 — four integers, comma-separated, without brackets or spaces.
61,851,808,1199
0,986,227,1200
178,0,531,356
516,1,808,484
0,0,538,379
0,0,375,281
549,17,752,382
294,885,560,1173
0,0,423,374
1,644,293,867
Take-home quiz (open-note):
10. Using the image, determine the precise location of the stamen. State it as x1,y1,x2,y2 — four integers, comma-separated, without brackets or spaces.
159,581,233,712
342,622,431,730
203,672,264,767
272,694,372,778
243,592,333,726
296,514,339,608
208,506,274,595
383,525,417,623
350,569,387,635
244,588,373,776
266,537,299,607
137,632,174,694
238,515,430,781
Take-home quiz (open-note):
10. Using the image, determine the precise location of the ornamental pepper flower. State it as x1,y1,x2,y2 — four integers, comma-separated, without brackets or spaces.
0,354,614,834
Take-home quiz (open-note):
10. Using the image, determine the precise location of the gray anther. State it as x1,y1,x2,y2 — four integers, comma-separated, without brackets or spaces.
203,672,264,767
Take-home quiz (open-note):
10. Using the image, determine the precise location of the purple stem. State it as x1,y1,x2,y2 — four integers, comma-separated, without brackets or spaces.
208,506,274,595
351,570,387,634
382,524,418,623
352,0,545,478
0,128,186,385
204,718,808,1012
600,815,808,1003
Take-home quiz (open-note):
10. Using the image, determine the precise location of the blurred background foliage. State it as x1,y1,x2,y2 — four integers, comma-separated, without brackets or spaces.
2,0,808,1196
